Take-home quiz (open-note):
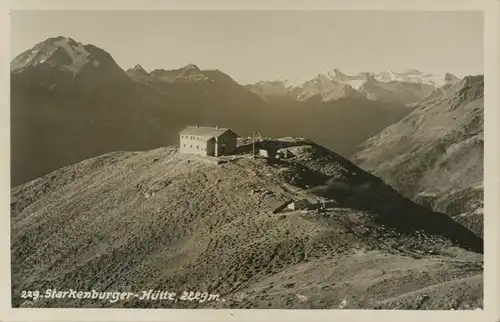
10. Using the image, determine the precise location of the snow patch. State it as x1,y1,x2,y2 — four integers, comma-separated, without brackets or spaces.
346,79,367,91
54,38,91,73
371,70,446,87
265,76,309,89
320,69,447,88
12,46,57,70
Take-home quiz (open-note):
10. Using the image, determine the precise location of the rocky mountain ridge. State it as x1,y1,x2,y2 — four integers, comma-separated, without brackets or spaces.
352,75,484,237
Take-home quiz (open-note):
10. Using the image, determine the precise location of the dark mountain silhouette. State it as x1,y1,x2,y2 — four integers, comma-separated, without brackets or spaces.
12,36,418,187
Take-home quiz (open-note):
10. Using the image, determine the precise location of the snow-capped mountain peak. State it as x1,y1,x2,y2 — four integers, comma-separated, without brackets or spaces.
313,73,336,85
444,73,460,84
369,70,446,87
310,68,447,88
273,76,309,88
11,36,100,74
331,68,347,77
182,63,200,71
247,69,456,105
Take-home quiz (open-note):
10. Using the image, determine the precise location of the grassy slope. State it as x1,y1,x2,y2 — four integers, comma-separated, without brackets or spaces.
11,142,483,309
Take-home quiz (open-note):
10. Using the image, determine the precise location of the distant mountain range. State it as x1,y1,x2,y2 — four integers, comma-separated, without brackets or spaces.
245,68,459,105
125,63,457,107
10,36,466,188
124,60,459,105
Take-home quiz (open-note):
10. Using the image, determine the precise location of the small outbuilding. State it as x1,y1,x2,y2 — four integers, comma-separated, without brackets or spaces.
286,198,310,211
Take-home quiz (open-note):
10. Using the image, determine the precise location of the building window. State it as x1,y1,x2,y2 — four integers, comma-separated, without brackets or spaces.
196,145,199,149
183,144,186,147
190,145,192,148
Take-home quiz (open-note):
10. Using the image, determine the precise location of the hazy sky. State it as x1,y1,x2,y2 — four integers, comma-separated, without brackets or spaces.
11,10,483,84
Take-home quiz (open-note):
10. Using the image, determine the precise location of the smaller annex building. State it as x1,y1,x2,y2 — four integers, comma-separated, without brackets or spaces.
179,125,239,157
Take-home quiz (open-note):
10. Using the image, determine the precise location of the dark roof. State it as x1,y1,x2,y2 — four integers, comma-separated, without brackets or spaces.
179,126,238,138
306,196,328,204
200,136,216,142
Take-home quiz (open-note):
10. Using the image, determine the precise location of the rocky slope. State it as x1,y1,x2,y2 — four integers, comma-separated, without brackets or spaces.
11,139,483,309
11,36,415,187
352,75,484,237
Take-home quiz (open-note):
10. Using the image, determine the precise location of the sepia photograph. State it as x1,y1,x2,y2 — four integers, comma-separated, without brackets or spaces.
5,2,497,318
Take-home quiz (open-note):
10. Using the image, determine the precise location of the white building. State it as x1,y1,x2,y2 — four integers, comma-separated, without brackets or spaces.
179,125,239,157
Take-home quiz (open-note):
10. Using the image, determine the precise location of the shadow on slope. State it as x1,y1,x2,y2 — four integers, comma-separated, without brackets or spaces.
238,138,482,254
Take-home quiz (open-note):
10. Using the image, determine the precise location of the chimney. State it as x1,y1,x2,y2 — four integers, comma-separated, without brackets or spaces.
216,125,219,129
195,124,199,128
